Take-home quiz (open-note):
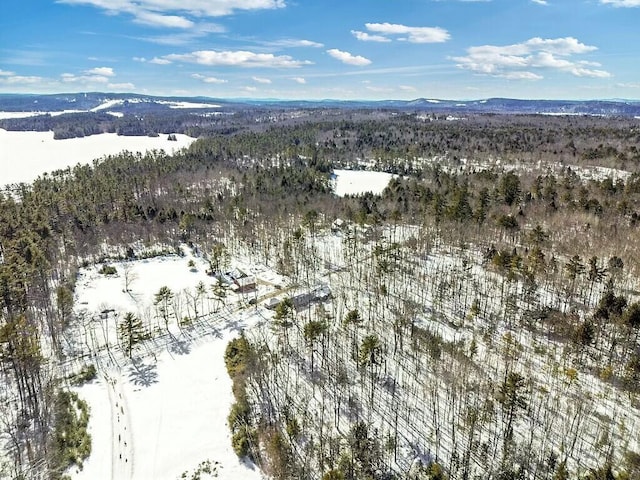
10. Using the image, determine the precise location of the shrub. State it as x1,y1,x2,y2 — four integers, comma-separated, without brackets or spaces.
228,399,250,431
224,335,252,378
322,469,345,480
69,364,97,386
49,390,92,474
285,417,300,439
225,336,257,462
427,462,447,480
98,264,117,275
232,426,256,459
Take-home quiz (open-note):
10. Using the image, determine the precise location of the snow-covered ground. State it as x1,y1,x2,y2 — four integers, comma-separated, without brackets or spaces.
0,129,196,186
331,169,394,197
157,101,221,109
242,226,640,478
64,248,279,479
90,100,124,112
0,100,220,120
70,330,263,480
0,110,89,119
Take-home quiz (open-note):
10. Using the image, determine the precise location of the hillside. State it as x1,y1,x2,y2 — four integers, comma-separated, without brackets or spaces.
2,93,640,116
2,93,640,142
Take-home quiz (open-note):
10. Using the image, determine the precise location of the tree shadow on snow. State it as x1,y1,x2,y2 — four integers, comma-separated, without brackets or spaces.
239,457,261,472
128,360,159,387
125,290,142,305
224,318,247,334
168,337,191,356
204,326,223,340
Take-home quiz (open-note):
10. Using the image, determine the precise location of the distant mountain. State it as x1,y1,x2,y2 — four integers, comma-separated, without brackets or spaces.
0,92,241,115
1,92,640,117
192,96,640,116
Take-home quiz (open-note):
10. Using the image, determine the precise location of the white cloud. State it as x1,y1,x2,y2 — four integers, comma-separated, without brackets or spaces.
137,23,225,45
617,82,640,88
531,0,548,4
600,0,640,6
0,67,130,91
364,23,450,43
292,77,306,84
327,49,371,66
58,0,286,28
149,57,172,65
133,11,194,28
108,82,135,90
502,71,544,80
0,72,44,85
252,76,272,84
61,72,110,83
85,66,115,76
243,86,258,92
399,85,417,92
452,37,610,80
351,30,391,43
570,67,611,78
58,67,117,84
266,39,324,48
532,52,575,70
157,50,311,67
192,73,227,84
296,40,323,48
525,37,596,55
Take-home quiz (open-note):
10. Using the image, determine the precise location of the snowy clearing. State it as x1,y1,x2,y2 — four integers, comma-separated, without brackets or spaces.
331,169,394,197
157,101,222,109
63,247,282,479
0,129,196,186
70,330,264,480
0,110,86,119
90,100,124,112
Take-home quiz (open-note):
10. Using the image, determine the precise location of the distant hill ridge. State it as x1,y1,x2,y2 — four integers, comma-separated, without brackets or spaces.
1,92,640,117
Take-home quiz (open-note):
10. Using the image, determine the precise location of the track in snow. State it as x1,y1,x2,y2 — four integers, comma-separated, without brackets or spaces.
105,373,133,480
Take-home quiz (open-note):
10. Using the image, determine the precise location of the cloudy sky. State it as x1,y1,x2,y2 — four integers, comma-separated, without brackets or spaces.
1,0,638,100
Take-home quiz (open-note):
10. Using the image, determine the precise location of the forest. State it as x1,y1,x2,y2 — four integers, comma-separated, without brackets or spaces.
1,111,640,479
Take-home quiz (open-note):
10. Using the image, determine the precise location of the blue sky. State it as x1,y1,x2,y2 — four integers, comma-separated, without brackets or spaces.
1,0,639,100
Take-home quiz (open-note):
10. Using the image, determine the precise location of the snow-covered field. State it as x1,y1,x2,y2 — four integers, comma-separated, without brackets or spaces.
0,129,196,186
157,101,221,109
0,110,89,119
65,248,274,479
331,169,394,197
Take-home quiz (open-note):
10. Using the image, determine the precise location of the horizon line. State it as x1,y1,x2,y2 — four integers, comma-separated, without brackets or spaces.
1,91,640,104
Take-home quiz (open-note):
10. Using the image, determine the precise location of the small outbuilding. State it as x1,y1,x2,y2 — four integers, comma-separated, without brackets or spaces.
265,297,281,310
331,218,345,232
235,276,257,293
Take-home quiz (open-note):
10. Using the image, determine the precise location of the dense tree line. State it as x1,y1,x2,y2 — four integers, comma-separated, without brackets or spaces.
3,109,640,172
